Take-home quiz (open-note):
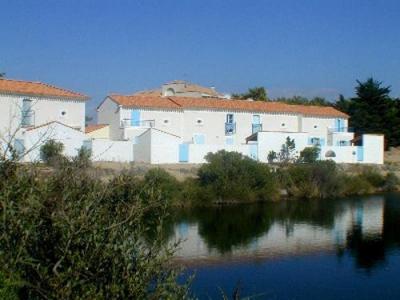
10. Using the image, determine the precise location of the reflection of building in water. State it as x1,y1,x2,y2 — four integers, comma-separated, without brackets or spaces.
171,197,385,263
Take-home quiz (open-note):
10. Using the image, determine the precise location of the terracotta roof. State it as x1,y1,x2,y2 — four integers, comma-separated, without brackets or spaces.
85,124,109,133
107,95,348,118
0,78,89,100
108,94,181,109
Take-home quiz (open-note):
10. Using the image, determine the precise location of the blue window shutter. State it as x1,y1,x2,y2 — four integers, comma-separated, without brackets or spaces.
320,138,325,146
357,146,364,161
131,110,141,126
308,137,313,145
14,139,25,156
226,137,234,145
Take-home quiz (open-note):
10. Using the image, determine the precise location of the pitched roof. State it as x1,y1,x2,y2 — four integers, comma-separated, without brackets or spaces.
85,124,109,133
25,121,81,132
0,78,89,100
107,94,348,118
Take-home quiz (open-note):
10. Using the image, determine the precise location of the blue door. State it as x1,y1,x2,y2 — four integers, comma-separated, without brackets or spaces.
131,109,141,126
357,146,364,162
179,144,189,162
249,144,258,160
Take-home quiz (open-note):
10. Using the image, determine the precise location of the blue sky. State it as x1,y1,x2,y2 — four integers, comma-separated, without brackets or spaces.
1,0,399,116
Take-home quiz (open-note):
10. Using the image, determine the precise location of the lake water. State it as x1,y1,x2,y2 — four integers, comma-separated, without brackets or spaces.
167,193,400,299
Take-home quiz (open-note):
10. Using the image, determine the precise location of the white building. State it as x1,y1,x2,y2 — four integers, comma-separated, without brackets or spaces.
97,93,384,164
0,78,89,160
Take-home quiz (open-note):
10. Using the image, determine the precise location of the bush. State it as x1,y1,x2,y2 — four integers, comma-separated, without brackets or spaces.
40,139,64,165
299,147,320,163
72,146,92,168
196,151,279,203
0,160,190,299
279,160,342,199
359,167,386,188
383,172,400,191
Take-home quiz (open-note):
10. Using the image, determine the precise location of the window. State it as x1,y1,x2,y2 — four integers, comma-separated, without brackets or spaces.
252,115,261,124
226,114,234,124
60,110,67,117
313,125,318,129
196,118,204,126
193,134,205,144
281,123,286,128
21,99,33,126
163,119,170,126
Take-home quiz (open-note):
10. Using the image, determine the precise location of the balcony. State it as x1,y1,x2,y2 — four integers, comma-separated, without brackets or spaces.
252,123,262,134
21,110,35,127
225,122,236,135
121,119,155,128
328,127,354,133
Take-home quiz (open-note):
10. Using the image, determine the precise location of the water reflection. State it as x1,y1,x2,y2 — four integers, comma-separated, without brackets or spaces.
167,193,400,271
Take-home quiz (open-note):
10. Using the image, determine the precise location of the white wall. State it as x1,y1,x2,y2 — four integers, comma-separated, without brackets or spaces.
22,122,87,162
320,146,358,163
97,97,123,140
88,139,134,162
362,134,384,164
256,131,309,163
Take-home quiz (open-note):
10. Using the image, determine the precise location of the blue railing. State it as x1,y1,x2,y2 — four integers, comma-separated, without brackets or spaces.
252,123,262,134
121,119,155,128
225,122,236,135
328,127,354,133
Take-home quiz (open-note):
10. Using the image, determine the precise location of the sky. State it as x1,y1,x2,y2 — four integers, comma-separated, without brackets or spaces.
1,0,400,117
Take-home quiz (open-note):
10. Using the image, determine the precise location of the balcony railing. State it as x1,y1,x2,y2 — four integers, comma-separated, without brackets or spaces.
328,127,354,133
252,123,262,134
121,119,155,128
225,122,236,135
21,110,35,127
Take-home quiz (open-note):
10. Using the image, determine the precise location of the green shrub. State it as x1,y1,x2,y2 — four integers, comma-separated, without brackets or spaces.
359,167,386,188
197,150,279,203
342,175,374,195
0,160,190,299
72,146,92,168
383,172,400,191
280,160,342,199
299,147,320,163
40,139,64,165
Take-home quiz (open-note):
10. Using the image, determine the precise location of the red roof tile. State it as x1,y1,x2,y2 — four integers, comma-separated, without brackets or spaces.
0,78,89,100
108,95,348,118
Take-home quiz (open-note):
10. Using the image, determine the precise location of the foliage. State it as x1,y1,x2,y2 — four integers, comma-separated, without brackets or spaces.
196,151,279,203
335,78,400,148
299,147,320,163
279,137,296,163
40,139,64,165
71,146,92,168
232,86,268,101
278,161,343,199
0,72,5,78
275,96,330,106
383,172,400,191
267,150,277,163
0,160,190,299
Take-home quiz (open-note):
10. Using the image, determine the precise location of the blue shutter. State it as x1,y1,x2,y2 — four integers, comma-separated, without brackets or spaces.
249,144,258,160
179,144,189,162
320,138,325,146
308,137,313,145
14,139,25,157
131,110,141,126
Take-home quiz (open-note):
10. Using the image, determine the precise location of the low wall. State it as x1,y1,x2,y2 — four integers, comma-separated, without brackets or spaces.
87,139,134,162
320,146,358,164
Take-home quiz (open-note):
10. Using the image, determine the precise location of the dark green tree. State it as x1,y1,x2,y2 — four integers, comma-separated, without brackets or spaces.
0,72,5,78
336,78,400,148
232,86,268,101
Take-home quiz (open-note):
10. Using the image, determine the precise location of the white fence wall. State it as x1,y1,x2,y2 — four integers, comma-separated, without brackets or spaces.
319,146,358,163
88,139,134,162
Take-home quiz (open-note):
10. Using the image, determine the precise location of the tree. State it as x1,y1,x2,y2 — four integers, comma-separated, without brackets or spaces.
299,147,320,163
232,86,268,101
0,72,5,78
267,150,277,163
276,96,330,106
335,78,400,148
279,137,296,163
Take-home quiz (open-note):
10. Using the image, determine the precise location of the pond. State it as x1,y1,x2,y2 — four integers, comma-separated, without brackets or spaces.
166,193,400,299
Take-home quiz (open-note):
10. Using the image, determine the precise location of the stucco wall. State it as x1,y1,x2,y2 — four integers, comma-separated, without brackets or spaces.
0,93,86,141
97,97,123,140
187,144,252,164
88,139,134,162
86,126,110,139
362,134,384,164
22,122,86,162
